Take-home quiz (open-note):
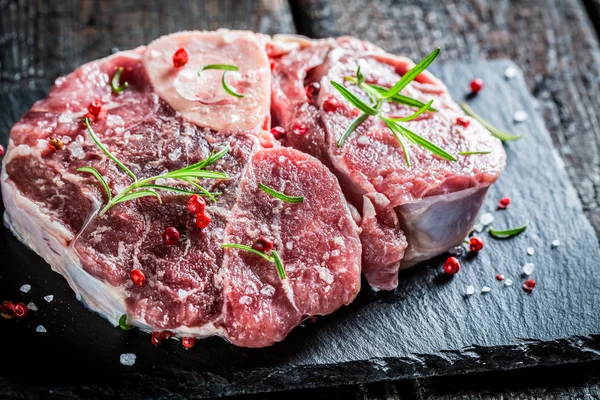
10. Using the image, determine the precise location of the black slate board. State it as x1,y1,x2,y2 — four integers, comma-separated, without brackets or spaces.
0,60,599,399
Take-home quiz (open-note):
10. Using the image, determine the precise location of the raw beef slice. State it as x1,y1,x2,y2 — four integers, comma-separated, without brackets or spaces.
271,35,506,290
1,30,362,347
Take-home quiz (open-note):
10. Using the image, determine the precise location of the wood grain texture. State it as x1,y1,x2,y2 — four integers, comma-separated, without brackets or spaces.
0,0,294,92
292,0,600,241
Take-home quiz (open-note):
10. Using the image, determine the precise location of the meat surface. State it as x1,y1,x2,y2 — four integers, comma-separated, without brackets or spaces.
271,36,506,290
1,30,361,347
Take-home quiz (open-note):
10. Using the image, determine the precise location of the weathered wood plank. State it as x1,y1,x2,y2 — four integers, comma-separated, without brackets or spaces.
0,0,294,92
292,0,600,240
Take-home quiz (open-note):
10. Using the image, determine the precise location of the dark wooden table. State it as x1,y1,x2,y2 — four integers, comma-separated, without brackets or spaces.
1,0,600,398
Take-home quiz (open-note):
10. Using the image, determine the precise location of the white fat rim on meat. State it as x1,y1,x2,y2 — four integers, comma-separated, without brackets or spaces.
1,143,229,340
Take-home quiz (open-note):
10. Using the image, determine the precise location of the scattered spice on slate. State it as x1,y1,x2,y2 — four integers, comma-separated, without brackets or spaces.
182,337,196,349
513,110,528,122
455,117,470,128
504,66,517,79
523,263,535,276
120,353,136,366
14,303,28,318
523,279,536,291
20,284,31,293
443,257,461,275
0,301,15,319
496,274,505,281
36,325,47,333
527,247,535,256
469,236,484,252
504,278,513,286
551,239,560,248
466,285,475,296
44,295,54,303
481,286,491,294
498,197,511,209
27,302,38,311
469,78,484,94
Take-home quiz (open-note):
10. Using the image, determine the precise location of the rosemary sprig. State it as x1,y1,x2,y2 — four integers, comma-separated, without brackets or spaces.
118,314,135,331
460,102,524,141
259,183,304,203
111,67,128,94
77,119,228,216
199,64,244,98
331,48,455,166
458,150,492,155
489,221,529,238
221,244,286,280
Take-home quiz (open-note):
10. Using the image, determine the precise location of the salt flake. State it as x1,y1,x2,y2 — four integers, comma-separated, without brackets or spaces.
513,110,528,122
481,286,491,293
551,239,560,248
466,285,475,296
473,223,485,233
120,353,137,366
44,295,54,303
527,247,535,256
177,289,188,299
36,325,47,333
27,302,38,311
20,284,31,293
504,66,517,79
504,278,513,286
523,263,535,276
479,213,494,226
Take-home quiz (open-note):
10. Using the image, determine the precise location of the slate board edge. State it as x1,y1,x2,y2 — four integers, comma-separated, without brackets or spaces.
1,59,599,399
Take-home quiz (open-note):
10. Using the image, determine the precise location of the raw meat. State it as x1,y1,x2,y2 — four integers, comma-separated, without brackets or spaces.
270,36,506,290
1,30,361,347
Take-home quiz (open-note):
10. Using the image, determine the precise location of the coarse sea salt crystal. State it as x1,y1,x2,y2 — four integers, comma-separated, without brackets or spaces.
44,295,54,303
27,302,38,311
20,284,31,293
261,285,276,297
552,239,560,248
466,285,475,296
523,263,535,276
473,223,484,233
177,289,188,299
479,213,494,226
168,148,182,161
481,286,491,293
504,278,513,286
513,110,528,122
36,325,47,333
449,246,465,257
527,247,535,256
120,353,136,366
504,66,517,79
357,136,369,145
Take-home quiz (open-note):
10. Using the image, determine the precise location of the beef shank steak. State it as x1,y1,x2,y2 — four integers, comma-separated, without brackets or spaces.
1,31,362,347
271,36,506,290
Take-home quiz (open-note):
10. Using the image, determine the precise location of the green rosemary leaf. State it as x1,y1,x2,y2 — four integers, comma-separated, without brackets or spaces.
166,170,227,180
118,314,135,331
384,118,457,162
84,119,137,182
76,166,112,202
111,67,128,94
383,119,411,167
388,99,434,122
176,178,217,202
259,183,304,203
330,81,378,115
112,190,162,206
460,102,524,141
458,150,492,155
337,112,369,147
272,250,286,280
181,144,231,172
489,221,529,239
356,65,365,86
366,84,438,111
221,243,275,263
199,65,243,98
383,48,440,99
143,184,207,196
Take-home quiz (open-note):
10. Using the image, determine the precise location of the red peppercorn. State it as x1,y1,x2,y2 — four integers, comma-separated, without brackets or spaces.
292,122,308,136
0,301,15,319
172,48,188,68
305,82,320,105
196,212,212,229
88,100,102,116
252,237,274,253
443,257,461,275
162,227,180,246
130,269,146,286
469,236,484,252
496,274,505,281
469,78,484,94
14,303,28,319
498,197,511,209
269,58,275,71
0,144,4,158
455,117,470,128
523,279,536,291
322,97,341,113
270,126,286,140
48,138,64,151
151,330,174,346
186,195,206,215
182,337,196,349
82,112,96,124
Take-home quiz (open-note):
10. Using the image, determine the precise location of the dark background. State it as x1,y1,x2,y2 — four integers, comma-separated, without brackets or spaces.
1,0,600,398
